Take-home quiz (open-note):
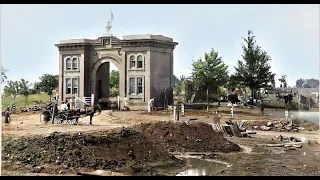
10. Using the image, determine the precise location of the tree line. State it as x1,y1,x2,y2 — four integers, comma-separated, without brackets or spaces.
174,30,276,101
173,30,318,106
3,73,59,106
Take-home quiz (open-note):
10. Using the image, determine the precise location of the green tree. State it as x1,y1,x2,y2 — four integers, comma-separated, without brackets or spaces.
173,75,180,88
303,83,312,88
231,30,276,103
191,49,229,111
278,75,287,88
1,67,8,83
174,75,187,96
295,78,305,88
19,79,31,106
33,82,42,95
109,70,119,89
227,75,241,91
3,80,20,103
38,74,59,102
217,87,227,96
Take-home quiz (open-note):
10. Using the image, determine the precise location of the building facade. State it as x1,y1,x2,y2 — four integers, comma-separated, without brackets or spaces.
55,33,178,109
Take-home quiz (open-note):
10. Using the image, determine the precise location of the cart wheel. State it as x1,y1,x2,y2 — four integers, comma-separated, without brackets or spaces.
55,114,67,124
53,118,61,124
70,120,75,125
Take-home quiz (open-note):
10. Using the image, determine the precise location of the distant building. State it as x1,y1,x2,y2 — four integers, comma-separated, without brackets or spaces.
275,87,319,108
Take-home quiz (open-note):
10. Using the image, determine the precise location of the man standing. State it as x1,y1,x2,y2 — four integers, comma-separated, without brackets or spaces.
148,97,155,113
4,107,10,124
260,100,265,115
66,100,71,110
55,94,59,103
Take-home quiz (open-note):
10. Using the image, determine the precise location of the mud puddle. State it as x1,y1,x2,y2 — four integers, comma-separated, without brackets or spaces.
175,155,229,176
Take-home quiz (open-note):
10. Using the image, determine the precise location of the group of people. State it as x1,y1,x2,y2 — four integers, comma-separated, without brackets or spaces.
60,100,90,114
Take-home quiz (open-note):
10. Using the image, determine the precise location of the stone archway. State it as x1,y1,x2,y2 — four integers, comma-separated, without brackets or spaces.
90,54,124,106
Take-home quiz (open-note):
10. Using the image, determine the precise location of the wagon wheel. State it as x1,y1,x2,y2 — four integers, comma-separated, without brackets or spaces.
40,111,51,124
70,119,76,125
65,114,73,124
66,118,73,125
70,118,77,125
54,114,67,124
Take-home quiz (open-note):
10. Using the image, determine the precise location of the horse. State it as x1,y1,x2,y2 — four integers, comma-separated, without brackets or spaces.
75,104,101,125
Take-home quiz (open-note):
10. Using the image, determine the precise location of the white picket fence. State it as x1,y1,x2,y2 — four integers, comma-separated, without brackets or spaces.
74,94,94,109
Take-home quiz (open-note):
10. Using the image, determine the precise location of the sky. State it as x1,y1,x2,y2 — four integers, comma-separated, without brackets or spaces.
1,4,319,88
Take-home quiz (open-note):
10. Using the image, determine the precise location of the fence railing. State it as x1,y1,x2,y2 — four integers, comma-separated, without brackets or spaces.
74,94,94,109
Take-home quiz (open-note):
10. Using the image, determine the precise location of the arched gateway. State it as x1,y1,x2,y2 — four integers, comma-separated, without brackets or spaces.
55,27,178,110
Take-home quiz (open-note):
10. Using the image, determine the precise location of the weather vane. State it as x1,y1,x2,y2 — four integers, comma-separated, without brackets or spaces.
106,11,114,34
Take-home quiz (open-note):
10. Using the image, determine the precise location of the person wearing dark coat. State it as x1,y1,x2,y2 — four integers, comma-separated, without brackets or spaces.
4,107,10,124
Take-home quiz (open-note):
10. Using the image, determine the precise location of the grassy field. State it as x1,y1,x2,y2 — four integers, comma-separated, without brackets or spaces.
2,94,51,109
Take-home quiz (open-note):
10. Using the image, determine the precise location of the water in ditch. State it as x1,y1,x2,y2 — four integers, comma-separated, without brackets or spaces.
176,157,229,176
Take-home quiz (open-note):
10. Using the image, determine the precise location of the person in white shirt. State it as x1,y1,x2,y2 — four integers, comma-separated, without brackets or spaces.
60,101,68,111
55,94,59,104
148,97,155,113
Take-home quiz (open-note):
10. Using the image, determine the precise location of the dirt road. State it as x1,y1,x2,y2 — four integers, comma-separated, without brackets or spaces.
2,110,168,137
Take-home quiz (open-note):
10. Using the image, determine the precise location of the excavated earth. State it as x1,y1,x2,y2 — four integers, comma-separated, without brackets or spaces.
2,121,240,176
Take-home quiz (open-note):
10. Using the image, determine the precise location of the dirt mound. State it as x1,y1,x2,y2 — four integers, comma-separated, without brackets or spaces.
128,121,240,153
2,121,239,175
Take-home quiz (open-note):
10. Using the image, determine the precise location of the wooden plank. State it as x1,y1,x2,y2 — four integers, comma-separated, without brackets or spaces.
267,144,284,147
229,124,242,137
222,126,231,135
76,172,103,176
257,143,302,147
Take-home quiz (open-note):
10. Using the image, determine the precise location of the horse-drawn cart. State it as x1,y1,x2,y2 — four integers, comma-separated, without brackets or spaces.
40,103,101,125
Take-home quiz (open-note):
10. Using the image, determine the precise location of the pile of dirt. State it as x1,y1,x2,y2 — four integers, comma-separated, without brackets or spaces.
2,121,239,175
128,121,240,153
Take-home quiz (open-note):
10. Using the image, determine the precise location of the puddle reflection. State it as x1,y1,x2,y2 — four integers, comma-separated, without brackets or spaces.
176,158,228,176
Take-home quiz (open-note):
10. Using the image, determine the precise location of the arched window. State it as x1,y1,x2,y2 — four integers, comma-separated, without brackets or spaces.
66,58,72,70
130,55,135,68
137,55,143,68
72,58,78,70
